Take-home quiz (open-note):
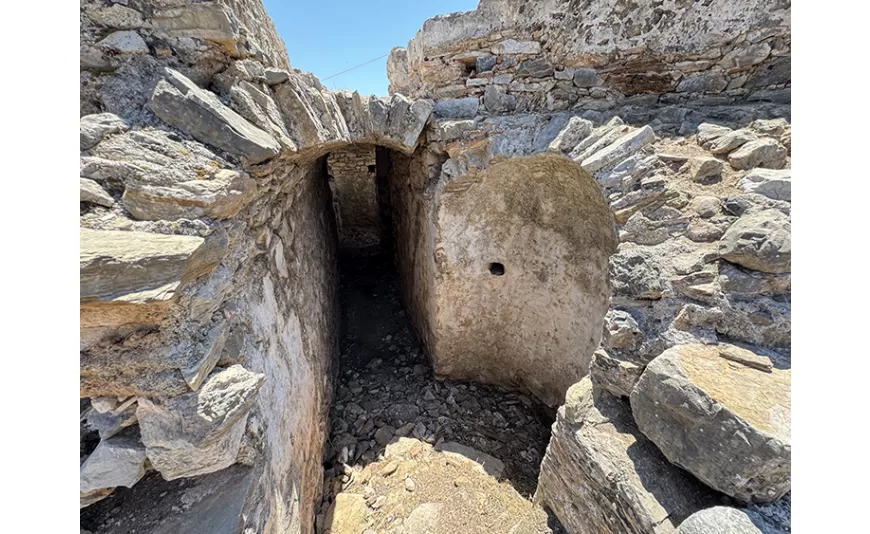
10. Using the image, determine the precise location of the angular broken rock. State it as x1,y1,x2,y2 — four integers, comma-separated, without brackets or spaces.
326,493,368,534
581,125,655,173
535,378,718,533
609,247,663,300
80,228,225,304
707,129,757,156
696,123,732,147
122,169,257,221
688,156,724,182
137,365,265,480
728,139,788,170
631,344,791,502
719,210,791,273
80,435,147,508
386,94,434,149
738,169,791,201
148,68,280,164
676,507,766,534
80,178,115,207
86,396,138,439
548,116,593,153
97,30,149,54
589,349,644,398
80,113,128,150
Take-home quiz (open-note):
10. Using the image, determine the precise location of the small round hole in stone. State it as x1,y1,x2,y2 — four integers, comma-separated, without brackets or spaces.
489,262,505,276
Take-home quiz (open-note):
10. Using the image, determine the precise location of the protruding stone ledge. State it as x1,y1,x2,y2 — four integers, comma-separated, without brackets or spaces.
80,228,226,305
149,68,281,165
535,378,719,533
630,344,791,503
137,365,265,480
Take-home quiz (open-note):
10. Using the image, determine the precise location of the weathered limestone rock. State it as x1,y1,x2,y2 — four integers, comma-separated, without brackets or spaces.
97,30,149,54
610,247,663,300
483,84,516,112
433,97,479,119
696,123,732,146
264,67,289,85
581,126,655,172
80,228,225,305
148,68,280,164
631,344,791,502
707,129,757,155
535,378,718,533
149,3,241,55
137,365,265,480
548,116,593,153
517,58,555,78
122,169,257,221
80,178,115,207
80,435,147,508
492,39,541,55
738,169,791,201
728,139,788,170
386,94,435,149
719,210,791,273
229,81,297,150
325,493,369,534
86,396,138,439
387,47,411,95
85,4,145,29
688,156,724,182
80,113,128,150
589,348,644,398
573,68,601,88
676,507,766,534
431,155,617,407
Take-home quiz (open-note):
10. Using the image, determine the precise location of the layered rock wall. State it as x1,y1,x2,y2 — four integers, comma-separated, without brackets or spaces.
390,0,790,113
80,1,792,532
327,146,380,247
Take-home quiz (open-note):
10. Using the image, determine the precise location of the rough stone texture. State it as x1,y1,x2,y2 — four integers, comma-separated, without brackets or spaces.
676,507,766,534
81,113,128,150
395,0,790,111
122,169,257,221
728,139,788,170
80,228,224,305
738,169,791,201
719,210,791,273
137,365,264,480
327,145,380,247
80,178,115,207
79,0,792,531
429,155,617,407
80,435,148,507
149,68,281,164
535,378,719,534
631,344,791,503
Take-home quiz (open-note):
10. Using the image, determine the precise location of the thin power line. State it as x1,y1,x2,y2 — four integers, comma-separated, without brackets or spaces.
322,53,390,81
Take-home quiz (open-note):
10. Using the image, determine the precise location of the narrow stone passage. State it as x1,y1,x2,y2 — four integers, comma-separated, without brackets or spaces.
317,247,564,533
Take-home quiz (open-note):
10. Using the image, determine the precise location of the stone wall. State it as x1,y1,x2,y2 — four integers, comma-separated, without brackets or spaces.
389,0,790,114
80,0,792,532
327,146,379,247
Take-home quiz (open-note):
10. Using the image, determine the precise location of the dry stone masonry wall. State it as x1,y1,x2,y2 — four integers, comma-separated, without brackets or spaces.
80,1,792,533
327,146,381,247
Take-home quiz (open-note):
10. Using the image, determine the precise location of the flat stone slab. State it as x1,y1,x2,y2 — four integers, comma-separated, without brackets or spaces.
631,344,791,502
536,378,719,533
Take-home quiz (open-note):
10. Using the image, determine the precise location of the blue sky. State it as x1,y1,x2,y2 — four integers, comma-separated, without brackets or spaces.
263,0,480,97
